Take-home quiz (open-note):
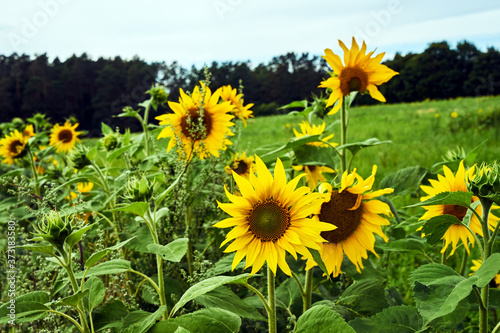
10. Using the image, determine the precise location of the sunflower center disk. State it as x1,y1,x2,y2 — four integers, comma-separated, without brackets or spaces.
233,160,249,175
319,191,363,243
9,140,24,156
443,204,468,221
180,107,213,141
339,67,368,96
307,165,317,172
58,129,74,143
248,199,291,242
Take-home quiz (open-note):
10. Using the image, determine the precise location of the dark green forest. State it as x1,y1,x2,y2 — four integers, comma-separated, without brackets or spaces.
0,40,499,135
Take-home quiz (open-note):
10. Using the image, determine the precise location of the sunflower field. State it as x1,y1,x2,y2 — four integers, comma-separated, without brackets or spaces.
1,38,500,333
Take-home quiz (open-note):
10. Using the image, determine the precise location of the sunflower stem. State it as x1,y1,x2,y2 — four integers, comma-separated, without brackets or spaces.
267,265,277,333
340,101,348,174
185,205,194,277
459,248,469,276
479,198,492,333
142,100,152,156
26,146,41,196
303,269,313,313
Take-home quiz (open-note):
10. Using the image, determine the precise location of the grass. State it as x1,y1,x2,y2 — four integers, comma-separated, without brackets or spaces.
236,95,500,182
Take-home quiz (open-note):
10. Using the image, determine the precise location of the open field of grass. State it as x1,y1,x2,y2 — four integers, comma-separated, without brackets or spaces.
237,95,500,181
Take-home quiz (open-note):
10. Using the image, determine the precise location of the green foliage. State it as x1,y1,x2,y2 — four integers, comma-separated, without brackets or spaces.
294,305,355,333
150,308,242,333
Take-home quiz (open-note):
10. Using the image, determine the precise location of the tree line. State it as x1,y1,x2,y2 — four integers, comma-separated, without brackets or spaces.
0,40,499,134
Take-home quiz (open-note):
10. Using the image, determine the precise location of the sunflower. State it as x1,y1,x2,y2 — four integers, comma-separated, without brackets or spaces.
214,156,336,276
67,182,94,201
308,166,393,277
220,85,254,126
224,152,256,179
419,161,499,255
470,259,500,287
0,130,28,165
49,121,82,153
292,164,336,190
156,83,235,160
319,38,398,115
293,121,336,147
23,124,35,139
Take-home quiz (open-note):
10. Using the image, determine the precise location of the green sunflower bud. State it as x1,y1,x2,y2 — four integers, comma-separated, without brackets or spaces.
467,162,500,206
101,133,121,151
146,85,169,110
36,211,72,253
45,164,63,180
124,176,154,201
443,146,466,162
69,146,91,169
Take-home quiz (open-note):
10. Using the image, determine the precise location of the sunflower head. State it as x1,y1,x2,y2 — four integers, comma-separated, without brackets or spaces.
307,166,393,277
0,129,28,165
124,176,155,202
49,121,82,153
293,121,336,147
215,156,336,276
23,124,36,139
319,37,398,114
156,83,235,160
292,164,336,190
35,211,73,252
220,85,254,127
224,152,256,179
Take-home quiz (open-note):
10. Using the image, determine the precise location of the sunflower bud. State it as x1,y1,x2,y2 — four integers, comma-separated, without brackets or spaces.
124,176,154,201
45,164,63,180
101,133,121,151
146,85,169,110
36,211,72,253
467,162,500,206
69,146,91,169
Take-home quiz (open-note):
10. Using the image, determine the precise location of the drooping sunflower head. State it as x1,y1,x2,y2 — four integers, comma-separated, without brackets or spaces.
23,124,35,139
224,152,256,179
0,129,28,165
220,85,254,126
293,121,336,147
49,121,82,153
214,156,336,276
307,166,393,277
319,37,399,114
156,83,235,160
419,161,499,255
292,164,336,190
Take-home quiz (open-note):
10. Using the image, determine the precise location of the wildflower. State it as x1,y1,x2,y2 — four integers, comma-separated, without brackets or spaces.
220,85,254,126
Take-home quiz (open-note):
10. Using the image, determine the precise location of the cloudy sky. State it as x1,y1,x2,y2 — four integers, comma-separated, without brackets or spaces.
1,0,500,67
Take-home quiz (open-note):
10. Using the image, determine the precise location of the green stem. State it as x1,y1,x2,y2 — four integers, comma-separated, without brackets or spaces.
492,320,500,333
267,266,277,333
47,310,85,333
303,269,313,313
479,199,492,333
340,101,348,174
185,205,194,277
26,147,40,196
128,269,161,295
459,248,469,276
243,283,271,315
143,101,152,156
64,262,90,333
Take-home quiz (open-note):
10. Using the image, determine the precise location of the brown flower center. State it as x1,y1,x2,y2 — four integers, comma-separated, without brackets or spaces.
58,129,74,143
306,165,317,173
339,67,368,96
180,107,213,141
248,199,291,242
233,160,249,175
8,139,24,156
319,190,363,243
443,204,468,221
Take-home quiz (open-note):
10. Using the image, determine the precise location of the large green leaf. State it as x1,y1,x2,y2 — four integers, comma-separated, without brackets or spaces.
85,237,136,268
259,135,322,163
337,279,389,316
194,286,266,321
293,144,337,168
170,274,250,316
151,308,241,333
93,300,129,331
377,238,426,253
336,138,392,156
295,305,355,333
74,259,131,279
83,276,105,312
57,290,89,308
349,305,424,333
275,276,303,310
146,238,188,262
406,191,473,208
0,291,50,324
111,202,149,217
420,215,462,245
204,253,245,277
409,263,462,287
308,248,330,278
17,244,54,255
379,166,428,197
122,306,167,333
65,223,96,250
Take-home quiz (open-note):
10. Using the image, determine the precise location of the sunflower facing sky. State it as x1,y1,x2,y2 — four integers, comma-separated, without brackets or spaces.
214,156,336,276
0,129,27,165
419,161,499,255
293,121,336,147
156,83,235,160
220,85,254,126
224,151,256,179
292,164,336,190
308,166,393,277
49,121,82,153
319,38,398,115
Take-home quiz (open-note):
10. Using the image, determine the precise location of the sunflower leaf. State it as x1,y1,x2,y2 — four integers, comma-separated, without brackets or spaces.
349,305,424,333
259,135,321,164
406,191,473,208
151,308,241,333
308,248,329,278
379,166,428,197
294,305,355,333
336,138,392,156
